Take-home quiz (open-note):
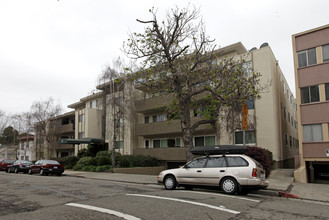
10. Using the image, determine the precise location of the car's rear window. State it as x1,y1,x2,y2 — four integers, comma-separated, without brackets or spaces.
4,160,14,163
226,156,249,167
43,160,60,165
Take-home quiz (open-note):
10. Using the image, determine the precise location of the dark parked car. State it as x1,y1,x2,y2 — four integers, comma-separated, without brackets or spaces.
7,160,33,174
28,160,64,176
0,159,15,171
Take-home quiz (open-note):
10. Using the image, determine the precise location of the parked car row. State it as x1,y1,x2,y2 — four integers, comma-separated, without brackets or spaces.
0,159,64,176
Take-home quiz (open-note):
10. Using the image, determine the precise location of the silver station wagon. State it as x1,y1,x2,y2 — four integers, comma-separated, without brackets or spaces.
157,146,269,195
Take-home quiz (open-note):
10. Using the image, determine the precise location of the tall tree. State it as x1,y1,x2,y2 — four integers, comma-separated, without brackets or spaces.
123,6,266,160
0,109,8,134
97,58,130,165
11,112,34,135
30,98,62,159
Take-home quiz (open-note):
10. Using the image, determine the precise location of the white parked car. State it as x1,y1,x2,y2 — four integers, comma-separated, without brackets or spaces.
157,147,269,195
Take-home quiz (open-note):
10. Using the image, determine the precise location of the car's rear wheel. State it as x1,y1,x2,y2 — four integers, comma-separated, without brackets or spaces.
28,169,32,175
57,173,62,176
220,177,238,195
15,168,18,174
164,175,177,190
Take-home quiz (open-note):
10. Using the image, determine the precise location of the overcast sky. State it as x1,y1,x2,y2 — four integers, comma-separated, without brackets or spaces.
1,0,328,115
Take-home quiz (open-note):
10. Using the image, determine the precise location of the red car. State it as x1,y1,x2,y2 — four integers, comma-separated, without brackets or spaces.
28,160,64,176
0,159,15,171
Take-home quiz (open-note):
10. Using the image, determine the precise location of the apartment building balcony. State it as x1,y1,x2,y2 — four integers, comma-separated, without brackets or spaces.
134,147,187,162
135,95,174,113
57,123,75,134
135,117,216,136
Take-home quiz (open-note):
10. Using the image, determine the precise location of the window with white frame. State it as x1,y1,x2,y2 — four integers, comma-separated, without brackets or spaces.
301,85,319,104
194,136,215,146
114,140,123,149
303,124,322,142
298,48,317,67
234,130,256,145
90,100,98,108
152,114,167,122
152,138,180,148
322,44,329,62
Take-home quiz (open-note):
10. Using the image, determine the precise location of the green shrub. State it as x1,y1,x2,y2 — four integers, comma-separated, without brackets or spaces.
77,149,88,158
88,157,98,166
96,150,112,157
73,164,84,171
76,157,93,166
59,156,78,169
96,156,111,166
120,156,131,168
95,165,111,172
91,166,97,172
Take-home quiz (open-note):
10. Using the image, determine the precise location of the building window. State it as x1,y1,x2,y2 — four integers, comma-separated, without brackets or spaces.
288,112,290,122
301,85,319,104
285,134,288,145
175,138,181,147
234,130,256,145
152,114,167,122
78,114,84,123
144,140,149,148
323,44,329,62
144,116,149,124
298,48,317,67
90,100,98,108
246,97,254,110
284,107,287,119
194,136,215,146
114,140,123,149
303,124,323,142
289,136,292,147
325,83,329,101
152,138,178,148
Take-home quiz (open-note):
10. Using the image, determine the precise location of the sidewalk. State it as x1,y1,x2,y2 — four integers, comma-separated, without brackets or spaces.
63,169,329,203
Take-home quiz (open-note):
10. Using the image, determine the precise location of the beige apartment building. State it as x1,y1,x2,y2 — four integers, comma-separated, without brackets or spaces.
67,93,105,155
34,111,76,159
292,24,329,183
134,42,298,169
65,42,298,170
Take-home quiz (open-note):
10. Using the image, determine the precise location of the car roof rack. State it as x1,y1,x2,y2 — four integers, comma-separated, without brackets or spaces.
191,145,248,156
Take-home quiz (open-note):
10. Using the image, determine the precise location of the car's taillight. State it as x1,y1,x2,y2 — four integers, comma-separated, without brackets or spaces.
252,168,257,177
19,164,23,167
44,164,50,168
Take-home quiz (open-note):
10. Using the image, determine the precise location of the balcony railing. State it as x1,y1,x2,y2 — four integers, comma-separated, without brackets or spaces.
136,117,216,136
57,123,74,134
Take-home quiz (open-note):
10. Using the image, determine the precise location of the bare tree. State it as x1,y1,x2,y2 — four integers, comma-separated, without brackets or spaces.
97,58,132,165
0,109,8,134
11,112,34,135
123,6,267,160
30,98,62,159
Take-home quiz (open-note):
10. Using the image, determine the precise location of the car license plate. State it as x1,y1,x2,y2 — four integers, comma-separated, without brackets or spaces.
49,169,52,171
54,166,57,169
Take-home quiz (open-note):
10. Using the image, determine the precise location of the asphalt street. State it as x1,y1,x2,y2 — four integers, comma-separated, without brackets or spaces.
0,171,328,219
